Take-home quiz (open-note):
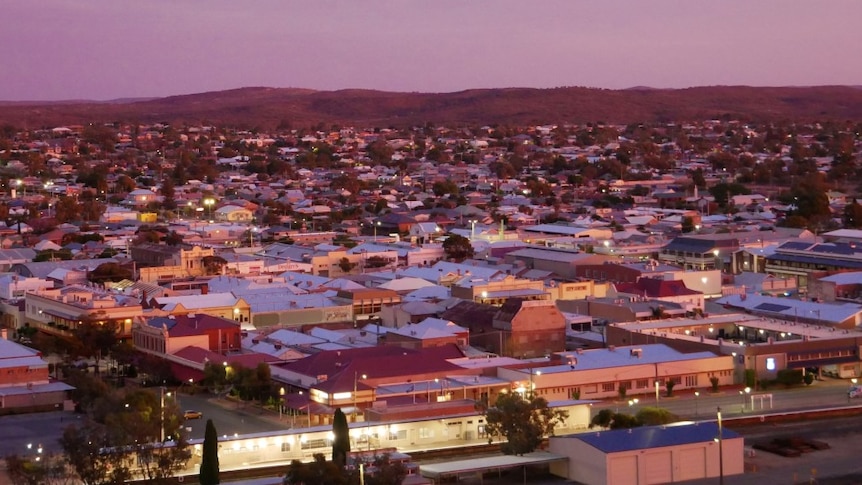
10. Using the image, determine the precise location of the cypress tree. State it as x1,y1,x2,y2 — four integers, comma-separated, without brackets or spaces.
331,408,350,467
199,419,220,485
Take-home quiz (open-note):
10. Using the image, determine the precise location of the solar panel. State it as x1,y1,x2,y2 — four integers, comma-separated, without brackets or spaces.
754,302,791,312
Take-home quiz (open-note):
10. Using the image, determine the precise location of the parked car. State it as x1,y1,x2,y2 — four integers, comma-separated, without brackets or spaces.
848,386,862,398
183,410,203,420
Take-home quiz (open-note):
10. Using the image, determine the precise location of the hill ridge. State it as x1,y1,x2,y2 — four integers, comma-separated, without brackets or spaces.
3,85,862,128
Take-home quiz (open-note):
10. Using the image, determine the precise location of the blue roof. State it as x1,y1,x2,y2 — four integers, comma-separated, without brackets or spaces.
571,422,740,453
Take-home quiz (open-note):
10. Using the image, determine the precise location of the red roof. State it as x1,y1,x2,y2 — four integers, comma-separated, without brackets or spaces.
146,314,239,338
615,278,701,298
278,344,466,394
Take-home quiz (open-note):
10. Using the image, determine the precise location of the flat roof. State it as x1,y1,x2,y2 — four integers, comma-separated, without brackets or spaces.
612,312,861,344
567,421,740,454
419,451,567,479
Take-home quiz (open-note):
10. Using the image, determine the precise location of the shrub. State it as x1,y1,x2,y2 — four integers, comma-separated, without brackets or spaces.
775,369,804,387
710,376,720,392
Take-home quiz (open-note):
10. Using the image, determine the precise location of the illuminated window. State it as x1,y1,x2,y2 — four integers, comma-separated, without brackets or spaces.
766,357,776,371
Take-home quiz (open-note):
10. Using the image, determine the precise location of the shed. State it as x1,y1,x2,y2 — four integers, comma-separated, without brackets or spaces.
549,421,743,485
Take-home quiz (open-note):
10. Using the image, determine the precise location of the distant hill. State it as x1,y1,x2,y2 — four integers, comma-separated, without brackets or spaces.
3,85,862,129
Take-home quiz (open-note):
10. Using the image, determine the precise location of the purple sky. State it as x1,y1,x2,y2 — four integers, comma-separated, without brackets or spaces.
3,0,861,101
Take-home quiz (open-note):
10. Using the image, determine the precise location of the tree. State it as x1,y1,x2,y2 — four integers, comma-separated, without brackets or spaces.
5,452,74,485
480,392,568,455
200,419,220,485
442,234,474,262
71,319,118,374
681,216,695,233
338,257,356,274
634,407,678,426
59,424,132,485
844,199,862,228
332,408,350,467
202,255,227,276
87,263,133,284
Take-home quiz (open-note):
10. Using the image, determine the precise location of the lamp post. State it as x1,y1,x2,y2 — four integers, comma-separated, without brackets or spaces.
373,221,381,242
717,407,724,485
203,197,215,220
529,369,541,398
694,391,700,419
353,372,366,422
713,249,721,272
849,378,858,403
739,386,751,413
655,380,660,403
279,387,285,420
469,220,478,241
628,398,639,413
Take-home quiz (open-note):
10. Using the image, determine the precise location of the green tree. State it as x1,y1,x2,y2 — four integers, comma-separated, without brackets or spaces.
442,234,474,262
332,408,350,467
681,216,695,233
338,257,356,274
844,199,862,228
5,453,73,485
71,319,118,373
202,255,227,276
635,407,678,426
60,424,132,485
480,392,568,455
87,263,133,284
200,419,220,485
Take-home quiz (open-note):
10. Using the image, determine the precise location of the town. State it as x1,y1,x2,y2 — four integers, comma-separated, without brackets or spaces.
1,117,862,484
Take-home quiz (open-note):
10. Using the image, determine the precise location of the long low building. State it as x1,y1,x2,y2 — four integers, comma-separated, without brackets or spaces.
499,343,735,401
607,313,862,382
549,422,744,485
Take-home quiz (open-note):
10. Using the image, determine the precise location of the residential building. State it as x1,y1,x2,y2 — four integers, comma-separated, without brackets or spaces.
23,285,143,339
132,313,242,357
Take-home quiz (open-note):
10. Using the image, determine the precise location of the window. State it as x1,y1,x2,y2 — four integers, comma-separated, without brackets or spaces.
419,428,434,439
685,375,698,387
636,379,649,389
300,438,329,450
602,382,615,392
619,381,632,391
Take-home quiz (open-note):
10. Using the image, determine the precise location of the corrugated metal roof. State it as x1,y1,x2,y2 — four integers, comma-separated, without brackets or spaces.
571,422,740,453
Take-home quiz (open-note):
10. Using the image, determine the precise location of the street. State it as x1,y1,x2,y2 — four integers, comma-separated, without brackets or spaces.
589,376,857,421
0,393,282,459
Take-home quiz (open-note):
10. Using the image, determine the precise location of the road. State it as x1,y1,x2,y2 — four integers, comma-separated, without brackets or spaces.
590,376,858,421
0,392,281,459
178,394,290,441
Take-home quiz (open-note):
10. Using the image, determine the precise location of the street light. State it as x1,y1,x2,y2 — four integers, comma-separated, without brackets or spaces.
203,197,215,220
694,391,700,419
628,398,639,413
740,386,751,412
849,378,858,403
469,220,478,241
374,221,381,242
717,407,724,485
529,369,541,398
279,387,285,420
353,372,367,422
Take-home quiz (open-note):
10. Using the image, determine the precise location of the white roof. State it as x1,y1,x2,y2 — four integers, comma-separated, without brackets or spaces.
377,277,434,292
155,293,240,309
818,271,862,285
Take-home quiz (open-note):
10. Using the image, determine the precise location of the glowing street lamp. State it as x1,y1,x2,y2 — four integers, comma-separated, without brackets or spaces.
694,391,700,419
203,198,215,220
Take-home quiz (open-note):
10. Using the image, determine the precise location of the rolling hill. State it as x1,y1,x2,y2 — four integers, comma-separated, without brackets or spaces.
3,85,862,129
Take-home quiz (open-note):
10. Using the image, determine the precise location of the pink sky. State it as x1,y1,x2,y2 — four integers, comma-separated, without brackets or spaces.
2,0,860,101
